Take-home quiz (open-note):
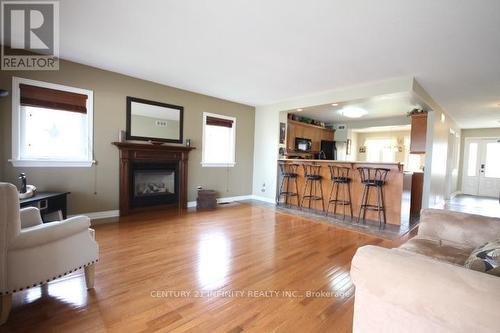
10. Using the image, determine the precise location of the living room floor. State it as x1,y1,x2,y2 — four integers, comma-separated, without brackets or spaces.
3,202,415,333
444,195,500,218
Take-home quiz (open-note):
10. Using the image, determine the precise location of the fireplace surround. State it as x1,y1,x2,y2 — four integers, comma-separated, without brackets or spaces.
112,142,194,215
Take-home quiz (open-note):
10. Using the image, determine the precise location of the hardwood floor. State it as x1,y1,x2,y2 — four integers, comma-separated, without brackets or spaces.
1,202,414,333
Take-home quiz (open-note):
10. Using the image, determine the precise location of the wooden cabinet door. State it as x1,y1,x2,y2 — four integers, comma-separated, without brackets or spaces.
309,128,321,151
410,172,424,215
287,123,295,150
295,125,305,139
410,114,427,153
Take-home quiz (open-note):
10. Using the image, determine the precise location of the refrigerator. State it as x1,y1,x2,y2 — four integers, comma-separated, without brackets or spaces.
320,140,337,160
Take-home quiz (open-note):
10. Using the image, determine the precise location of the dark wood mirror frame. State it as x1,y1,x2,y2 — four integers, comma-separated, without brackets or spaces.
126,96,184,144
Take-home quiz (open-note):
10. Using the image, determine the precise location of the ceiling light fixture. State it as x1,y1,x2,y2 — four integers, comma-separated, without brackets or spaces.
331,103,339,106
296,108,303,112
340,107,368,118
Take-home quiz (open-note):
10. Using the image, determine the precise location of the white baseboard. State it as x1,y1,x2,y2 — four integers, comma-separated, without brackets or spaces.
83,210,120,220
250,195,276,204
71,210,120,225
187,195,253,208
78,195,276,223
187,194,277,207
449,191,462,199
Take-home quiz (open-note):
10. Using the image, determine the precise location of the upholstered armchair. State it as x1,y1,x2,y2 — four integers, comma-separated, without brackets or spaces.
0,183,99,325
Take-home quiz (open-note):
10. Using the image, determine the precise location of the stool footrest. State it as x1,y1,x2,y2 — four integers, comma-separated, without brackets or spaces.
279,192,298,196
360,204,385,211
302,195,323,201
328,199,351,205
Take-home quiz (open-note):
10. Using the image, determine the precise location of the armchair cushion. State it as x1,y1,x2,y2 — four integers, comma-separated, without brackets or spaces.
19,207,43,229
9,216,91,250
418,209,500,248
399,238,472,266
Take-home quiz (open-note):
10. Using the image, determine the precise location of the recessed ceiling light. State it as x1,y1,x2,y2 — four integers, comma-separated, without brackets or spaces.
340,107,368,118
331,103,339,106
296,108,303,112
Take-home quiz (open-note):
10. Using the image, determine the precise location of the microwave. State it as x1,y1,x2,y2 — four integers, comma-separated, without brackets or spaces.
295,137,312,152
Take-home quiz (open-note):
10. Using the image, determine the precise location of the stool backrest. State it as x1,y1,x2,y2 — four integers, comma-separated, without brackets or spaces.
279,162,299,176
302,163,321,177
357,167,390,183
328,165,350,180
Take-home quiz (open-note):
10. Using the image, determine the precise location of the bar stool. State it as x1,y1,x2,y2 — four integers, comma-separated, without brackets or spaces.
326,165,353,220
300,163,325,212
357,167,390,227
276,162,300,206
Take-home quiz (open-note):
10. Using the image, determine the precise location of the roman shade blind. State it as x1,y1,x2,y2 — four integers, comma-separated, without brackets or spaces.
20,83,88,113
206,115,233,128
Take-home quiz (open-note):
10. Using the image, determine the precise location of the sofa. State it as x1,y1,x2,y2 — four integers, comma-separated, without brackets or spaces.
351,208,500,333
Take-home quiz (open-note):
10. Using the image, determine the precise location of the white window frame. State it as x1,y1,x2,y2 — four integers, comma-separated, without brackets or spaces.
10,77,94,167
201,112,236,168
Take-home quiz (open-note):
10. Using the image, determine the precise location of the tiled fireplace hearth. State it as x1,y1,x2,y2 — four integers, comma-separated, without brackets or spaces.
112,142,194,216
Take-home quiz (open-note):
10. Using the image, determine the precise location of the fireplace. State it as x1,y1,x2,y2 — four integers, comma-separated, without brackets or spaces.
113,142,194,216
131,162,178,208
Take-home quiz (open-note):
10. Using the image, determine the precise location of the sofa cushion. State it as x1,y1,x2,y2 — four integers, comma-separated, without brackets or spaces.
398,238,472,266
464,239,500,277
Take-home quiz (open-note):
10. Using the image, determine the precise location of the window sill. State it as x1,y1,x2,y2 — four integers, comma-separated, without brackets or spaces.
201,162,236,168
9,159,95,167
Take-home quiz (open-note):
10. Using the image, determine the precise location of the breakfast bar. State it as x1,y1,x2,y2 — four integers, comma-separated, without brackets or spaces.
277,159,411,226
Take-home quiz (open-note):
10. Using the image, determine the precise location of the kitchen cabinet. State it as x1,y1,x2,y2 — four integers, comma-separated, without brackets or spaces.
410,172,424,216
410,113,427,154
286,120,334,152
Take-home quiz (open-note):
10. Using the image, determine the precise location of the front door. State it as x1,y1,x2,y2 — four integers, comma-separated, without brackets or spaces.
462,138,500,197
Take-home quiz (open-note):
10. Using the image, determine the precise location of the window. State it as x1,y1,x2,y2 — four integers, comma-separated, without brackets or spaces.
365,138,396,163
467,142,478,177
484,142,500,178
10,77,94,167
202,113,236,167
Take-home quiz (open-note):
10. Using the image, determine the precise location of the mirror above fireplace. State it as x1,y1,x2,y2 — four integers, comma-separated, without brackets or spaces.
126,96,184,143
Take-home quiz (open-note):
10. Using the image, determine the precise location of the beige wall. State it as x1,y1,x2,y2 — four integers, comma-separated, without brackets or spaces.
0,60,255,214
457,128,500,190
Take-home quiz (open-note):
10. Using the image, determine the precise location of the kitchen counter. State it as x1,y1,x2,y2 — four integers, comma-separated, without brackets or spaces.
277,159,411,225
279,158,404,170
279,158,402,165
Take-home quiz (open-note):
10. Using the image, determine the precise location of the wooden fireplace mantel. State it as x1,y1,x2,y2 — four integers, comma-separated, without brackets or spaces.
112,142,195,216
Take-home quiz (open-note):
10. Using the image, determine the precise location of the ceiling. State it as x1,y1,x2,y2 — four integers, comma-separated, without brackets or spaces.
37,1,500,128
287,92,426,123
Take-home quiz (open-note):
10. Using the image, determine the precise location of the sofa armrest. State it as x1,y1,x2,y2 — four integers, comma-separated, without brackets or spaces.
19,207,43,228
418,208,500,248
351,245,500,333
9,215,91,250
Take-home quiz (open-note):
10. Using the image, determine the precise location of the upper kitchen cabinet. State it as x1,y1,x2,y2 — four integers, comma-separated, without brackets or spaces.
409,112,428,154
286,119,334,152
